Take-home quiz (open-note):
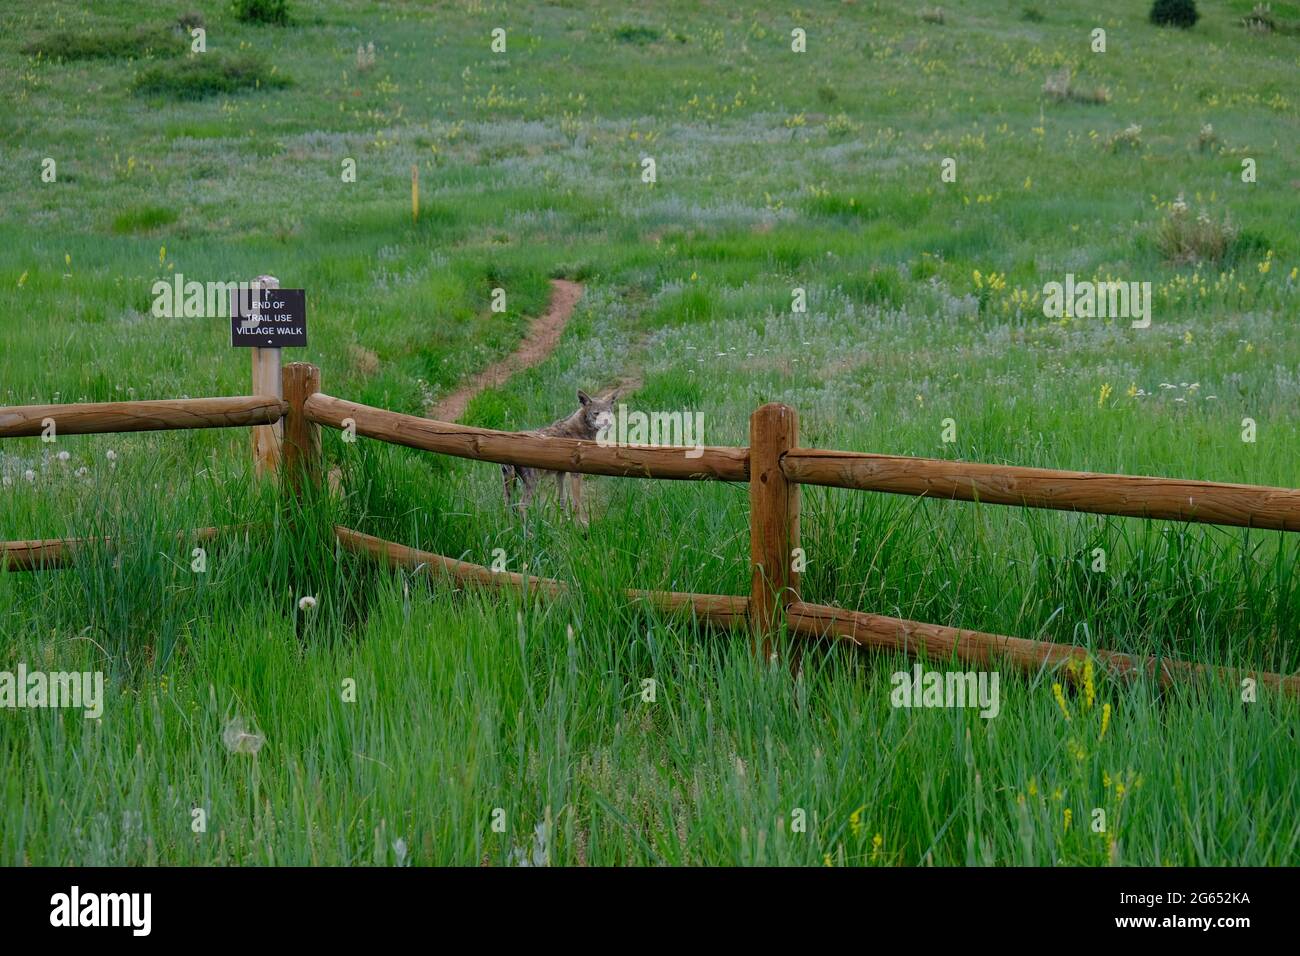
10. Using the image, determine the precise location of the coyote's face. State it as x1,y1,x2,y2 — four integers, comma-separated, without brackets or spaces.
577,390,616,439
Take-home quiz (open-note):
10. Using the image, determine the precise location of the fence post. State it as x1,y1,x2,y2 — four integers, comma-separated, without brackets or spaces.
281,363,321,496
749,402,800,660
249,274,283,478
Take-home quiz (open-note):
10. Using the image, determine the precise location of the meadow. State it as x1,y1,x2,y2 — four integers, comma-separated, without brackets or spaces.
1,0,1297,865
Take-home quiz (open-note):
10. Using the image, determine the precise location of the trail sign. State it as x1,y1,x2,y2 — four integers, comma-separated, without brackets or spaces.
231,288,307,347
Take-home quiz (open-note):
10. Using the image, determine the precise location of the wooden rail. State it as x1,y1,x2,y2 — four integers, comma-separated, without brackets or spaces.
787,601,1300,695
334,526,749,627
783,449,1300,532
0,396,287,439
1,526,230,572
304,392,749,481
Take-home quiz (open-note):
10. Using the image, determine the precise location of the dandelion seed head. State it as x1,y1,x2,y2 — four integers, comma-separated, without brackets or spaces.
221,716,265,755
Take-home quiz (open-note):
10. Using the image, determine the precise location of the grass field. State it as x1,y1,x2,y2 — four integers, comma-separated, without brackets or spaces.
1,0,1298,866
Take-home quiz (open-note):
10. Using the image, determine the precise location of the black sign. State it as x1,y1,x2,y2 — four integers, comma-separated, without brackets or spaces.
231,288,307,347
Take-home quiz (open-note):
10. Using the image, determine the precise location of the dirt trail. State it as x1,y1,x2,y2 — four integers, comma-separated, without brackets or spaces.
428,278,584,423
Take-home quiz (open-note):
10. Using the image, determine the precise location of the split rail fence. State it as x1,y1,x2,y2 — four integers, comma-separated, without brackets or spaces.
3,355,1298,697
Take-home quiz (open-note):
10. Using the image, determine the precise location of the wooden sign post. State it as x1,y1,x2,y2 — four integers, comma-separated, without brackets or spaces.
248,275,282,477
230,273,308,478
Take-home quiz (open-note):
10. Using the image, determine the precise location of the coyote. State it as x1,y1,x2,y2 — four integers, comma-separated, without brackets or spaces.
502,389,616,522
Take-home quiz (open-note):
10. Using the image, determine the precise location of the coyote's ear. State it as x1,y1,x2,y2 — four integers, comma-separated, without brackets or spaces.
577,389,592,406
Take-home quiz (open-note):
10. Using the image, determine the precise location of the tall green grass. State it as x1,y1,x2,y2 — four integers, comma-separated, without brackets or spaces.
1,0,1298,865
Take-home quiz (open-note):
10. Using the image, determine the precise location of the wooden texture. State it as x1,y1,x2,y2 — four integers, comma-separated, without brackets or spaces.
0,396,286,439
334,526,748,626
749,403,799,657
336,526,568,597
787,600,1300,697
249,275,283,478
306,393,749,481
1,526,227,571
281,363,322,495
782,449,1300,532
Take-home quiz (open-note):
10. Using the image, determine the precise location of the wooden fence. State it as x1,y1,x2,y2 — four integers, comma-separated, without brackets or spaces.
3,359,1298,696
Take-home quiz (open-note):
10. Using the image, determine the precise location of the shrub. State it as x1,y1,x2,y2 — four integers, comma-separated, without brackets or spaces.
111,205,179,234
612,25,661,45
843,267,905,308
1107,123,1143,152
134,53,289,99
1196,122,1218,152
1021,6,1046,22
825,113,858,137
1240,3,1300,34
232,0,290,25
1150,0,1198,28
23,27,183,60
1242,3,1275,32
355,41,376,73
1154,195,1237,265
1042,67,1110,105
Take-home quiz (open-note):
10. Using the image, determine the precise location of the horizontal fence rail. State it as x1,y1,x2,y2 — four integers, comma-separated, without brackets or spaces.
304,393,749,481
334,526,750,628
0,396,288,439
0,526,235,572
783,449,1300,532
788,601,1300,695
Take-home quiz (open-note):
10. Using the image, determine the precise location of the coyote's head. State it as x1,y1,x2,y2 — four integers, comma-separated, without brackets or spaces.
576,389,617,439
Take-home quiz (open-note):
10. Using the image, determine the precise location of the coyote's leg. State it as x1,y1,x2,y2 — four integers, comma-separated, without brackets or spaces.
519,470,537,523
502,465,518,508
555,470,569,513
570,473,587,525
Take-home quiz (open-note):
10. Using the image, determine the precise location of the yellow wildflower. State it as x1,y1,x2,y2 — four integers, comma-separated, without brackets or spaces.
1052,683,1071,722
1098,702,1111,743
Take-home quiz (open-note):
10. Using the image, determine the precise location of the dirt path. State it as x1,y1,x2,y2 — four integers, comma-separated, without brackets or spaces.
428,278,584,423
